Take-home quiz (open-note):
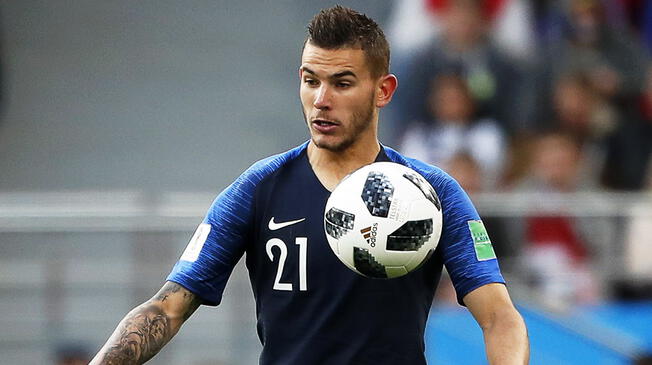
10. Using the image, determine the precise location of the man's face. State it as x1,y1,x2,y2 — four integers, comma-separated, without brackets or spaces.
299,42,378,152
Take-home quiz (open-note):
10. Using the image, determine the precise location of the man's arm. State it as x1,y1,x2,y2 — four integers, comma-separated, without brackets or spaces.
463,283,529,365
90,281,202,365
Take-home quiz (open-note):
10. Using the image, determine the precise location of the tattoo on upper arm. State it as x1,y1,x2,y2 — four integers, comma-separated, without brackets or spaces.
100,282,201,364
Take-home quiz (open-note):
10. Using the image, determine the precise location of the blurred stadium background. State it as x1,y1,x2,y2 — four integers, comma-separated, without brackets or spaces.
0,1,651,364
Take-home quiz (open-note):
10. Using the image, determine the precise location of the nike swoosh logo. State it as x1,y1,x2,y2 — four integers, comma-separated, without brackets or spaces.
268,217,305,231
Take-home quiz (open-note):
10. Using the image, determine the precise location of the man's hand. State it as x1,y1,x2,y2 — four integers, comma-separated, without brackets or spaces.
464,283,529,365
90,281,202,365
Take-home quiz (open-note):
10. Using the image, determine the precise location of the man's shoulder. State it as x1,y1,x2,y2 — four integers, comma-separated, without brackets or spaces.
206,142,308,217
236,142,308,184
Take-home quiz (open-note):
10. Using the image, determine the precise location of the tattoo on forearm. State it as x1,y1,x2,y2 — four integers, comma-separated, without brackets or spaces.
154,282,201,320
101,304,170,364
99,282,201,364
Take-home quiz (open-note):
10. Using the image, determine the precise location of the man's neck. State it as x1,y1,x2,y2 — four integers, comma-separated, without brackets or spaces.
307,138,381,191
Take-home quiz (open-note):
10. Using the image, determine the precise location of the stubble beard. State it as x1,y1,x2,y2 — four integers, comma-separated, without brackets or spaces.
304,94,376,153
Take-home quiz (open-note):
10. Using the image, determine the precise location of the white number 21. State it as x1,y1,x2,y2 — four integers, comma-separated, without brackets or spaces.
265,237,307,291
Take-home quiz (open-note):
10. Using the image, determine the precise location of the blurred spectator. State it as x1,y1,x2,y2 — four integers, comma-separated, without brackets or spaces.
399,73,506,189
540,72,619,186
389,0,526,144
444,152,483,193
511,132,601,310
552,72,616,141
387,0,535,62
537,0,648,107
540,64,652,191
533,0,633,45
601,64,652,190
517,132,589,191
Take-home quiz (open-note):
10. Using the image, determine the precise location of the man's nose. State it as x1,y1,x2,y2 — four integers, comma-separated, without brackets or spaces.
314,85,331,110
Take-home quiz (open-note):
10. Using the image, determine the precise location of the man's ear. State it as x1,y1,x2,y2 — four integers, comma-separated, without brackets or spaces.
376,74,398,108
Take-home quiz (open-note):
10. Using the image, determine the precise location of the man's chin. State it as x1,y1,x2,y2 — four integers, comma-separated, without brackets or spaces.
311,136,353,153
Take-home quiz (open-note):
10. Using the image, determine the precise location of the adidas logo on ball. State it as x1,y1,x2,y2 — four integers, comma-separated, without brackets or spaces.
360,223,378,247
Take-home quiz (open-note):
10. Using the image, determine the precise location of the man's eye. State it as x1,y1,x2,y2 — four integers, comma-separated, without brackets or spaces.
305,79,319,86
337,82,351,88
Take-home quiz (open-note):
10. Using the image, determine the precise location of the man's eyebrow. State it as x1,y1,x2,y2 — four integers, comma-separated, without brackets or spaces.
300,67,357,79
332,70,357,79
301,66,317,76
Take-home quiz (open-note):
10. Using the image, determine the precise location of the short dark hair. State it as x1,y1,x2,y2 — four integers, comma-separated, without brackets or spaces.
305,5,390,78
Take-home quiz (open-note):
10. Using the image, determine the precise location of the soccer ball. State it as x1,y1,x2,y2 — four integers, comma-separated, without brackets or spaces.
324,162,443,279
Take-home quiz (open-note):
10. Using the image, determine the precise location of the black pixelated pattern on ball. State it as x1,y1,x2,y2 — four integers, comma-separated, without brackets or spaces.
402,172,441,211
386,219,433,251
361,171,394,218
325,207,355,239
353,247,387,278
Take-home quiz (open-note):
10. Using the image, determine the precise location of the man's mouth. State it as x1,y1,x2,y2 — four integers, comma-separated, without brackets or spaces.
311,118,339,133
312,119,338,127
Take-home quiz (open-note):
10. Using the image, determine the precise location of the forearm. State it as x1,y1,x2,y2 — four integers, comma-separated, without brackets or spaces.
482,308,529,365
90,300,182,365
90,282,201,365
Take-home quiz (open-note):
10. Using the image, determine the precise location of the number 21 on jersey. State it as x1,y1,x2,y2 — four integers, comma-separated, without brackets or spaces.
265,237,307,291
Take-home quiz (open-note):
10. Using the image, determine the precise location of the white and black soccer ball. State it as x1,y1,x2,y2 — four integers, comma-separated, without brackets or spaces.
324,162,443,279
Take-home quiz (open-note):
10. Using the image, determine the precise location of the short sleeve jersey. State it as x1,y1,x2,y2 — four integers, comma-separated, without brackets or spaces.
167,142,504,365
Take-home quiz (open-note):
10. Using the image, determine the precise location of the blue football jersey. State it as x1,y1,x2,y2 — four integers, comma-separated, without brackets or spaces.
167,141,504,364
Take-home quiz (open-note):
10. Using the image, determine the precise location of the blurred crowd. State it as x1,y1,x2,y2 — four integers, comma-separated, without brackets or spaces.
387,0,652,308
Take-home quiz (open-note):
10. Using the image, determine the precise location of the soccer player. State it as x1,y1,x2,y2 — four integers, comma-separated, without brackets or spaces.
90,6,529,365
